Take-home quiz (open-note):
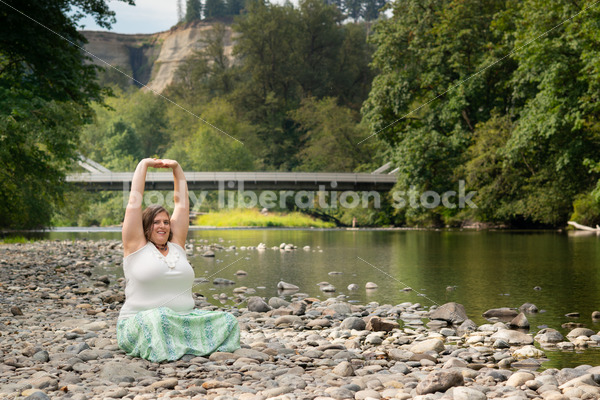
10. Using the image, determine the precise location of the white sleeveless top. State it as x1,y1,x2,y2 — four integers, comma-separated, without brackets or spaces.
118,242,195,321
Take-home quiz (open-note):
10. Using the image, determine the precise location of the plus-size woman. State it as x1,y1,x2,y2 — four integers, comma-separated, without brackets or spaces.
116,158,239,362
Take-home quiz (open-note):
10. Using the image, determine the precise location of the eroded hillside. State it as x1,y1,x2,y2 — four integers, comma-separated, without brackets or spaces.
81,21,233,93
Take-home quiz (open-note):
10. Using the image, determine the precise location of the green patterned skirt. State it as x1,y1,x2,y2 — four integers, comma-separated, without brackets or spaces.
117,307,240,362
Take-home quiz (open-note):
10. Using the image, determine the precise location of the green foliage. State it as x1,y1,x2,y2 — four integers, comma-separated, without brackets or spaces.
204,0,227,18
166,98,256,171
0,0,132,228
362,0,600,227
290,97,379,171
571,194,600,227
186,0,202,22
231,0,374,169
79,88,169,170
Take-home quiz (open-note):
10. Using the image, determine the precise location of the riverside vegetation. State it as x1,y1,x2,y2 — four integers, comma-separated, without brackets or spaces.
4,0,600,229
3,239,600,399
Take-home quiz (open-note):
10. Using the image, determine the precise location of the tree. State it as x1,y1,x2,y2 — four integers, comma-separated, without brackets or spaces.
204,0,226,19
177,0,184,22
165,98,256,171
290,97,378,171
186,0,201,22
344,0,362,21
362,0,513,224
0,0,133,228
227,0,245,15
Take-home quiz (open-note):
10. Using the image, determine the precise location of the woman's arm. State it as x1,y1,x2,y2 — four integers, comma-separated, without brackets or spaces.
162,159,189,247
122,158,161,256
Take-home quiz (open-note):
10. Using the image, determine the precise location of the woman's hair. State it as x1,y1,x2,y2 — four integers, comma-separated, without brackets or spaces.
142,205,173,243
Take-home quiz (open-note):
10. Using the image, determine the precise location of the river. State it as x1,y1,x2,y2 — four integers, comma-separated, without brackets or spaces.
31,227,600,368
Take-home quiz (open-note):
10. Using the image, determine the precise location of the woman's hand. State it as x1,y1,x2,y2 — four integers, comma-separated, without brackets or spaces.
143,158,179,169
158,159,179,169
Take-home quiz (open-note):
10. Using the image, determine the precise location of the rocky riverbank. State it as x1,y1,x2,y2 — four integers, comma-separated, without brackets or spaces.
1,240,600,400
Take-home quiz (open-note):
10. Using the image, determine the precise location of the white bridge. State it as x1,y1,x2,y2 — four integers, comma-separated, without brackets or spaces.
66,158,398,192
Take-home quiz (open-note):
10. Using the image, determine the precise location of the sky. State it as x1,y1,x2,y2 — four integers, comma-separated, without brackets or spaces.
78,1,180,34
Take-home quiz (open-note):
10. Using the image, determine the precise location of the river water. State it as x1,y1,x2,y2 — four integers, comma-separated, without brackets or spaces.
40,228,600,368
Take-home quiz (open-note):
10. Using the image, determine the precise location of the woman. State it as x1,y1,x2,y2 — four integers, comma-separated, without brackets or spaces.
116,158,240,362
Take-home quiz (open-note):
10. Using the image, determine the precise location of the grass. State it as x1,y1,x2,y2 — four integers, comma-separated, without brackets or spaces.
0,236,35,244
195,208,336,228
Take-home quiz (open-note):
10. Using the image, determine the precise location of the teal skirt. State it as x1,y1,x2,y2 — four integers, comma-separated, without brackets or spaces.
117,307,240,362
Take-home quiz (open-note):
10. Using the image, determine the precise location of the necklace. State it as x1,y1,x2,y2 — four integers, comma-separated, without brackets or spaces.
152,241,168,251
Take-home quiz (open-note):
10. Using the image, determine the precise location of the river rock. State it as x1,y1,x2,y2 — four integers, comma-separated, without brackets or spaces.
429,302,468,324
483,308,518,319
202,250,215,257
506,371,535,387
268,297,290,309
458,319,478,334
452,386,487,400
490,329,534,345
340,316,366,330
512,345,544,359
277,281,299,291
366,316,399,332
410,338,445,354
332,361,354,377
365,282,378,289
247,296,271,312
567,327,595,338
416,370,464,395
100,361,156,383
508,313,529,329
347,284,359,290
10,306,23,316
535,328,564,344
519,302,538,313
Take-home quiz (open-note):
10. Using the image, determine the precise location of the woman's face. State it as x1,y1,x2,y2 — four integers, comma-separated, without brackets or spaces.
150,211,170,244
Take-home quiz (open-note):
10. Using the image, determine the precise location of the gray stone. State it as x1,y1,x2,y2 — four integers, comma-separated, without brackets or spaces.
508,313,529,329
233,348,270,362
483,308,518,319
519,303,538,313
268,297,290,309
24,393,50,400
452,386,487,400
325,387,356,399
534,328,564,344
429,302,468,324
416,370,464,395
410,338,445,354
387,349,414,362
457,319,478,334
340,316,366,330
332,360,354,377
100,361,156,383
277,281,299,290
506,371,535,387
247,296,271,312
490,329,533,345
32,351,49,363
567,327,595,338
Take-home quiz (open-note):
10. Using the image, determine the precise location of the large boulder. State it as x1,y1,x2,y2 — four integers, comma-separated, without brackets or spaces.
429,302,468,324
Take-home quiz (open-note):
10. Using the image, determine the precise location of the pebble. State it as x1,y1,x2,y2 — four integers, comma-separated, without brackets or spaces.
1,240,599,400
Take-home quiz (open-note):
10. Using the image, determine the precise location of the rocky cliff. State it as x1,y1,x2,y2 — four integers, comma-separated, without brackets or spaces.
81,21,233,93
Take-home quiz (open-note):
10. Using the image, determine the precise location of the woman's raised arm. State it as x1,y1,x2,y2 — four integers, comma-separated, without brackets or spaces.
162,160,189,247
122,158,160,256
